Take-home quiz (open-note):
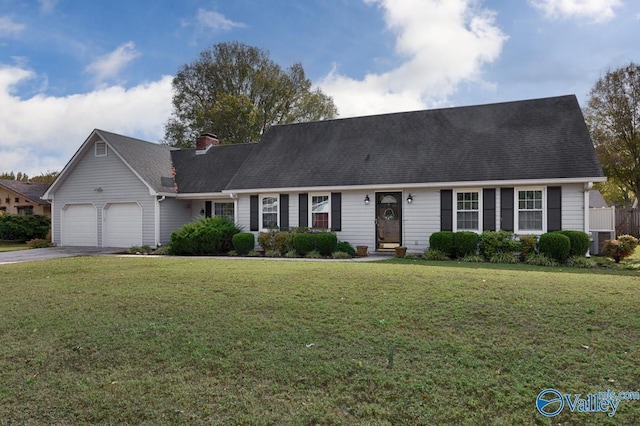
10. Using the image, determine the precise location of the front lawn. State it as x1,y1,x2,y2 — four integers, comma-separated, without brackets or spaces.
0,241,29,252
1,257,638,425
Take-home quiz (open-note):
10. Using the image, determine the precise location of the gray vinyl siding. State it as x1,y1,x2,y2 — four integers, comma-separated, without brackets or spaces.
51,143,156,246
159,198,192,244
561,183,585,231
404,189,440,253
337,191,376,249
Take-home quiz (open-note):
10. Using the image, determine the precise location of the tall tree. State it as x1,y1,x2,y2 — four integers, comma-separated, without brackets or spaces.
0,170,58,183
163,41,338,148
585,62,640,207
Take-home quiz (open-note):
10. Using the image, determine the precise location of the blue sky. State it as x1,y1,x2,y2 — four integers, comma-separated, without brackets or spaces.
0,0,637,175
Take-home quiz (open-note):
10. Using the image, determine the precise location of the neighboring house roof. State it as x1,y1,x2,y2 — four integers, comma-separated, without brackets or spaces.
0,179,50,205
225,95,605,191
589,189,609,208
171,143,256,194
94,129,177,193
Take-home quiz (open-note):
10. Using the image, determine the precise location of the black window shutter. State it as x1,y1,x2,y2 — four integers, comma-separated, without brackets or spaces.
440,190,453,231
331,192,342,231
501,188,514,232
299,193,308,227
483,189,496,231
205,201,212,218
547,186,562,231
250,195,259,231
280,194,289,230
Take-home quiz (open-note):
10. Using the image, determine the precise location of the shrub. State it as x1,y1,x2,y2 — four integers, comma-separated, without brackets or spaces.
453,231,479,258
292,233,315,256
566,256,597,268
332,251,352,259
26,238,53,249
316,233,338,256
525,253,558,267
603,235,639,263
257,231,273,251
460,254,484,262
264,249,281,257
518,235,537,261
0,214,50,241
429,231,454,258
538,232,571,263
479,230,517,259
273,231,294,253
305,250,322,259
152,245,171,255
336,241,355,256
285,250,299,258
247,250,261,257
489,252,520,264
559,230,591,257
232,232,255,255
169,216,240,255
423,249,448,261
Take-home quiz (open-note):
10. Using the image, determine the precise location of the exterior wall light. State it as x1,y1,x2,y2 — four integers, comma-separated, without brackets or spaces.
407,194,413,204
364,195,370,205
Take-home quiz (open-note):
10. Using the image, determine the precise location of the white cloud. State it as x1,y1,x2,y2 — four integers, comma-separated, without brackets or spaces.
529,0,622,22
196,9,246,31
0,16,25,36
85,42,140,87
318,0,507,117
0,64,173,175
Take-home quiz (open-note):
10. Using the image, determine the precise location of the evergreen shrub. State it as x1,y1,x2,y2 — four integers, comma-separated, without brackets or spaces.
538,232,571,263
429,231,454,258
559,230,590,257
232,232,255,255
453,231,479,258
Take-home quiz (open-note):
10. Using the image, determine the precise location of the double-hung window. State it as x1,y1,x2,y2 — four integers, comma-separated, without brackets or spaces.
456,191,480,231
261,195,278,229
517,189,543,232
311,195,330,229
214,202,234,220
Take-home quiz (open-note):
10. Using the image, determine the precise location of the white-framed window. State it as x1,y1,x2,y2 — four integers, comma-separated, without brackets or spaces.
454,190,481,231
214,202,234,220
95,141,107,157
516,188,545,233
260,195,278,229
310,194,330,229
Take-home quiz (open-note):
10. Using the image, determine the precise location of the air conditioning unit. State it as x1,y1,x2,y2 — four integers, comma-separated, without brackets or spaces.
591,231,615,255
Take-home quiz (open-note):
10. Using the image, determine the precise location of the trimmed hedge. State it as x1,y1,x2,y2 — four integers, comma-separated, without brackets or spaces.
292,233,315,256
0,214,50,241
453,231,479,258
232,232,255,255
429,231,454,258
538,232,571,263
559,230,590,257
169,216,240,255
316,233,338,256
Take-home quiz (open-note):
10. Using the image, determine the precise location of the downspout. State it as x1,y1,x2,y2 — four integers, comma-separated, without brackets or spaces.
584,182,593,256
155,195,166,247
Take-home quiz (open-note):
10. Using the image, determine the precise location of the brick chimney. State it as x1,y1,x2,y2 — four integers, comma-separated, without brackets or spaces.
195,133,220,153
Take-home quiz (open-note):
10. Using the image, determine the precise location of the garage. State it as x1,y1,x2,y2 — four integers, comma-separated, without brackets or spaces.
61,204,97,246
104,202,142,247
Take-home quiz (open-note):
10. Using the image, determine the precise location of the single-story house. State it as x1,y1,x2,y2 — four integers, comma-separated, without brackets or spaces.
43,95,605,252
0,179,51,217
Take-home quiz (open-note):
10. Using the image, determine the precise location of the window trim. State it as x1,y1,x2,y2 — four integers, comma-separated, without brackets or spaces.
260,194,279,230
309,193,331,230
453,189,482,232
514,187,546,234
214,201,235,221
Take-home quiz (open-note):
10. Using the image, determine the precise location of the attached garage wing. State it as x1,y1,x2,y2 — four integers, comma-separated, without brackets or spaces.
61,204,97,247
104,202,143,248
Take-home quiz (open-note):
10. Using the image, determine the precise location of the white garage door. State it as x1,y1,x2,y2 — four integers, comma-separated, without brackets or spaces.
104,202,142,247
62,204,97,246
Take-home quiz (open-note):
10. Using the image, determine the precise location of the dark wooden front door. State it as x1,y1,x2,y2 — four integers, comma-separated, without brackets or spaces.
375,192,402,250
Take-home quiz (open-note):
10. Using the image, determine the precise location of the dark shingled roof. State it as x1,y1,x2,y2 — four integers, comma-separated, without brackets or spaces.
225,95,604,190
0,179,50,204
171,143,256,193
95,129,177,193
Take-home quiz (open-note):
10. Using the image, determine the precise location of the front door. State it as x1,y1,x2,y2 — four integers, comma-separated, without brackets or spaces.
375,192,402,250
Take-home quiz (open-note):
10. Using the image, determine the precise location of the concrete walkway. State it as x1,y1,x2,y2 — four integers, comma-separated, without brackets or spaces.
0,246,121,265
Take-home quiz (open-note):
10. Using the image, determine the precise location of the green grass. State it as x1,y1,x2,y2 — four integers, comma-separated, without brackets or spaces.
1,257,639,425
0,241,29,252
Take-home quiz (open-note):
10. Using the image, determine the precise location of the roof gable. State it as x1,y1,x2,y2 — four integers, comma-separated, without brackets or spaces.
226,95,605,190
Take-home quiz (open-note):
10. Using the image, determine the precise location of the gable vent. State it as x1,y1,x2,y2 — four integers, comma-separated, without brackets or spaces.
95,141,107,157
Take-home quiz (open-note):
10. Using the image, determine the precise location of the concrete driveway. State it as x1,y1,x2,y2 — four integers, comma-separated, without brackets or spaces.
0,246,121,265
